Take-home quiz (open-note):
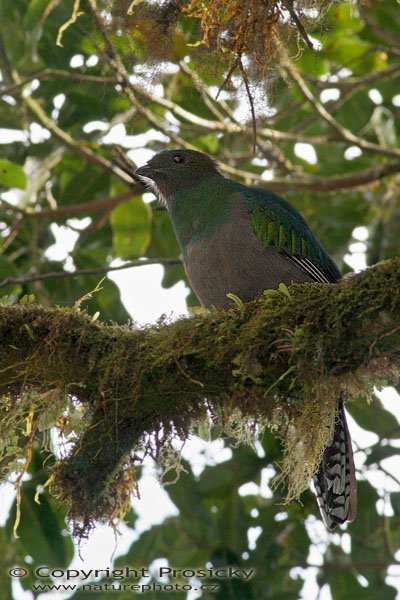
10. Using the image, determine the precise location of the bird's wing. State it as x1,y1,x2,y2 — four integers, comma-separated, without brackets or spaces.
242,187,341,284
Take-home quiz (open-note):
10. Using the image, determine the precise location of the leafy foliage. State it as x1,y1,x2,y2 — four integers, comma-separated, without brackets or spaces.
0,0,400,599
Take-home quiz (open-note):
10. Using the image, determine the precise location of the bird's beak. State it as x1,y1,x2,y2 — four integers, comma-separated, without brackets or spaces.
134,164,166,208
134,164,153,178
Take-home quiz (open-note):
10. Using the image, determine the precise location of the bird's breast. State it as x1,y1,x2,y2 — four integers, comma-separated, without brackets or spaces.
183,208,313,309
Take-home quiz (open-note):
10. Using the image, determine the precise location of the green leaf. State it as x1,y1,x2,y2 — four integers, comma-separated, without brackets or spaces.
38,403,64,432
197,419,211,441
278,282,291,298
370,106,397,148
146,207,175,250
349,480,389,575
119,516,207,567
54,155,111,206
0,256,18,280
329,570,369,600
347,396,400,439
6,485,73,569
320,36,371,65
365,444,400,466
390,492,400,516
0,530,13,600
0,159,26,189
198,447,264,498
111,197,152,259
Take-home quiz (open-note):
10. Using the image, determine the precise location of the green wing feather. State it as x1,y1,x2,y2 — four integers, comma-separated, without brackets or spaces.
242,186,341,283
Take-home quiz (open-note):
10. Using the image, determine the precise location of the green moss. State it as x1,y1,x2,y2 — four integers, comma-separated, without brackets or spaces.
1,258,400,538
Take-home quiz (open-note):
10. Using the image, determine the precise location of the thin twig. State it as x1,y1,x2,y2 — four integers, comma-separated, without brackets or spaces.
0,33,13,83
0,258,183,290
20,92,135,184
360,4,400,47
178,61,227,122
215,55,239,101
1,217,25,252
0,69,118,97
237,55,257,154
1,190,137,221
87,0,203,155
282,0,315,51
284,61,400,160
221,160,400,193
308,63,400,91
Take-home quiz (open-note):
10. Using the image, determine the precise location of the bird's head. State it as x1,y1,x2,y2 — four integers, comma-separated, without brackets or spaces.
134,149,222,207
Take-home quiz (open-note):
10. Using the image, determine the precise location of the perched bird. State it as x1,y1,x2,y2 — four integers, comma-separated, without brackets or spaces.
135,149,357,529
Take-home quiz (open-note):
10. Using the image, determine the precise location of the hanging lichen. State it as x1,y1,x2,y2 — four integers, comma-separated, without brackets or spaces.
0,258,400,539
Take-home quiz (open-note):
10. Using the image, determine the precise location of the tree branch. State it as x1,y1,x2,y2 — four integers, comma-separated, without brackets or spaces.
1,65,337,148
1,258,400,531
0,258,183,290
6,66,134,186
223,160,400,193
1,190,139,221
284,62,400,160
5,61,398,193
309,63,400,91
0,69,118,96
359,4,400,47
20,91,135,185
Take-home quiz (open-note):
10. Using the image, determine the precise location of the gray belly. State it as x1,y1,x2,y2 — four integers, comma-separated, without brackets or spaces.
184,216,313,309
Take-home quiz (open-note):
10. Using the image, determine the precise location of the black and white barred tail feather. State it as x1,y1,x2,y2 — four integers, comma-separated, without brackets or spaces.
313,395,357,530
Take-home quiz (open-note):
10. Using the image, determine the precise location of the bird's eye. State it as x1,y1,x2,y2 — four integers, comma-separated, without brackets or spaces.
173,154,185,164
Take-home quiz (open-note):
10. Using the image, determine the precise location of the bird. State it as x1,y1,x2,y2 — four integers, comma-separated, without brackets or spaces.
134,148,357,529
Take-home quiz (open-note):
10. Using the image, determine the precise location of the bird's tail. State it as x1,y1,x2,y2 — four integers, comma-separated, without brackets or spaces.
313,395,357,530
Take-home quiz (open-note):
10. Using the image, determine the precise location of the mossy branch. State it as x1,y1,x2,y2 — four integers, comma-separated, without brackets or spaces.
1,258,400,534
